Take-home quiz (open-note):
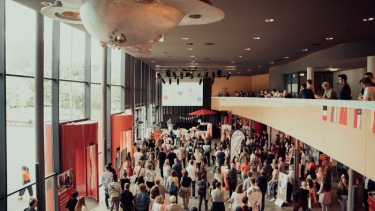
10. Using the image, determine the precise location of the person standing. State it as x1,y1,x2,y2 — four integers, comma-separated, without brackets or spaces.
337,174,348,211
227,162,238,198
24,198,38,211
120,171,131,191
197,174,209,211
120,183,134,211
321,82,338,99
213,147,225,173
145,163,156,190
166,195,181,211
75,196,89,211
317,176,332,211
102,165,114,209
172,158,183,184
18,166,33,200
186,160,198,199
179,145,187,168
298,83,315,99
180,171,192,209
202,141,211,166
363,177,375,211
293,181,310,211
337,74,352,100
163,159,172,187
66,190,78,211
108,174,121,211
211,182,226,211
256,170,268,211
361,77,375,101
134,184,150,211
247,177,262,211
228,184,245,211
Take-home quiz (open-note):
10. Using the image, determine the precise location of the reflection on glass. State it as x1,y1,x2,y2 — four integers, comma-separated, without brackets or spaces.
60,23,85,81
111,49,122,85
6,0,36,77
59,82,85,120
111,86,121,113
91,38,103,83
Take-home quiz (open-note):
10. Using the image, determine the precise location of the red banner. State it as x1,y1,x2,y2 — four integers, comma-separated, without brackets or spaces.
58,169,74,211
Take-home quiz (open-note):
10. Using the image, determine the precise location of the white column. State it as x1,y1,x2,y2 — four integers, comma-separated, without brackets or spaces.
367,56,375,75
307,67,314,80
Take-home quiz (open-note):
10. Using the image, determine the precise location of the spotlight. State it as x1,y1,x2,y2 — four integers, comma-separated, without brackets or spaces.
166,70,171,77
161,78,166,84
204,72,209,79
190,72,194,79
212,71,216,78
172,71,177,79
177,78,180,85
226,72,231,80
217,69,222,78
169,77,171,84
180,72,184,79
199,78,203,85
211,78,215,85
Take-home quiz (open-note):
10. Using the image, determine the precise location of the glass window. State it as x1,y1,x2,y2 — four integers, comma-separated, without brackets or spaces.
291,73,299,97
7,184,36,210
6,0,36,77
59,82,85,120
111,86,122,113
91,38,103,83
111,49,122,85
6,77,36,193
44,18,53,78
59,23,85,81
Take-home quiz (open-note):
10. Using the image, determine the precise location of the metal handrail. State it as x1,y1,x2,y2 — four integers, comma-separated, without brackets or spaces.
6,172,56,197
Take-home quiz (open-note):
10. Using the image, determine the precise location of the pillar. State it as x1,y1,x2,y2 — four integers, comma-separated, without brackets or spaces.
102,46,108,166
35,12,46,211
347,169,354,211
367,56,375,75
307,67,314,81
293,139,300,192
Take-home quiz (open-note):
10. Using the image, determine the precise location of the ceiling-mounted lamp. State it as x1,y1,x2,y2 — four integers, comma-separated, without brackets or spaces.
226,72,231,80
169,77,172,84
199,78,203,85
161,78,166,84
166,70,171,78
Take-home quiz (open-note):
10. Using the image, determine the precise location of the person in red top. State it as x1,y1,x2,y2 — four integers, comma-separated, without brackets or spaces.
241,158,250,182
18,166,33,200
307,157,317,179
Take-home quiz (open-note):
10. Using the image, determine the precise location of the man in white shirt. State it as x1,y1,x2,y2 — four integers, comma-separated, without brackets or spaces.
133,147,143,167
186,160,198,198
102,165,113,209
175,127,181,147
247,177,262,211
108,174,121,211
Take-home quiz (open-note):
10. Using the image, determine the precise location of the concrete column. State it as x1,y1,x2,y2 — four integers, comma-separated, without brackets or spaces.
293,139,300,192
102,46,108,167
367,56,375,75
307,67,314,81
347,169,354,211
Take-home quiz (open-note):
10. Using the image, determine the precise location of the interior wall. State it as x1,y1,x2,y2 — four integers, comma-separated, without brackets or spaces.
332,68,366,100
251,74,269,94
211,76,252,96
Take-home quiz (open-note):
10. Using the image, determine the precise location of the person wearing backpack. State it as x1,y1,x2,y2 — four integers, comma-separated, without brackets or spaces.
235,196,252,211
187,142,195,161
167,170,179,203
24,198,38,211
197,174,210,211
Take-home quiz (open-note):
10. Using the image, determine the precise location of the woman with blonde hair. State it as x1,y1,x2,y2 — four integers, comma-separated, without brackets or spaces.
151,195,164,211
74,196,88,211
227,184,245,211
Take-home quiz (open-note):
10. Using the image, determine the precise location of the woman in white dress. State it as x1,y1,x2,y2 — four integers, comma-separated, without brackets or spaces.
214,167,224,187
163,159,171,187
227,184,245,211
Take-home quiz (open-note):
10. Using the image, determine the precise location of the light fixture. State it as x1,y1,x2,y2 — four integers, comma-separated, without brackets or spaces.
151,60,156,63
245,48,251,51
226,72,231,80
362,17,374,22
330,68,338,71
190,55,195,58
161,78,166,84
302,48,309,52
299,73,305,76
187,48,193,51
270,62,274,64
253,37,261,40
238,56,243,58
42,0,224,56
182,37,189,40
265,18,275,23
325,37,334,40
199,78,203,85
230,61,235,64
284,56,289,59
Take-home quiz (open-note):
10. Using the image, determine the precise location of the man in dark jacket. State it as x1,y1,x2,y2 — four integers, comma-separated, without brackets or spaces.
166,147,177,166
338,74,352,100
298,83,315,99
157,147,167,178
172,158,183,183
120,183,134,211
256,170,268,211
24,198,38,211
227,162,238,198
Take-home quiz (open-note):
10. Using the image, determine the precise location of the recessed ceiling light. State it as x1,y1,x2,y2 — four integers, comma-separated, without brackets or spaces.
362,17,374,22
237,72,241,74
245,48,251,51
270,62,274,64
330,68,338,71
187,48,193,51
238,56,242,58
253,37,261,40
325,37,334,40
182,37,189,40
258,65,262,68
302,48,309,52
151,60,155,63
265,18,274,23
300,73,305,76
284,56,289,59
230,61,235,64
190,55,195,58
247,69,251,71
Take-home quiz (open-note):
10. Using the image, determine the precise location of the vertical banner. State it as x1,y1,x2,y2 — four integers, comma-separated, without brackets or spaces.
275,172,288,206
58,169,74,211
353,108,362,129
230,130,245,163
330,106,337,123
339,107,347,125
322,106,328,121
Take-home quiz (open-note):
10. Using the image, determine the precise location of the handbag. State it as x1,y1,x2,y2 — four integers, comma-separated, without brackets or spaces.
135,167,143,183
178,188,184,197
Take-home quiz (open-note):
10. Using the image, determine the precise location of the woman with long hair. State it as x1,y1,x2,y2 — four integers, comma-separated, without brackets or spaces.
317,176,332,211
74,196,88,211
227,184,245,211
337,175,349,211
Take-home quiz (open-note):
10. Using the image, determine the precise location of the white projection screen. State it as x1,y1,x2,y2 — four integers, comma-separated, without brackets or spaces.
162,78,203,106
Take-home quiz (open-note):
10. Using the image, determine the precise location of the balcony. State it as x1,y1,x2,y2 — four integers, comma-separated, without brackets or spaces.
212,97,375,180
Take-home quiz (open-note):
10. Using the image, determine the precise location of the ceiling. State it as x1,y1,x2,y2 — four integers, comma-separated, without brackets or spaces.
15,0,375,76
